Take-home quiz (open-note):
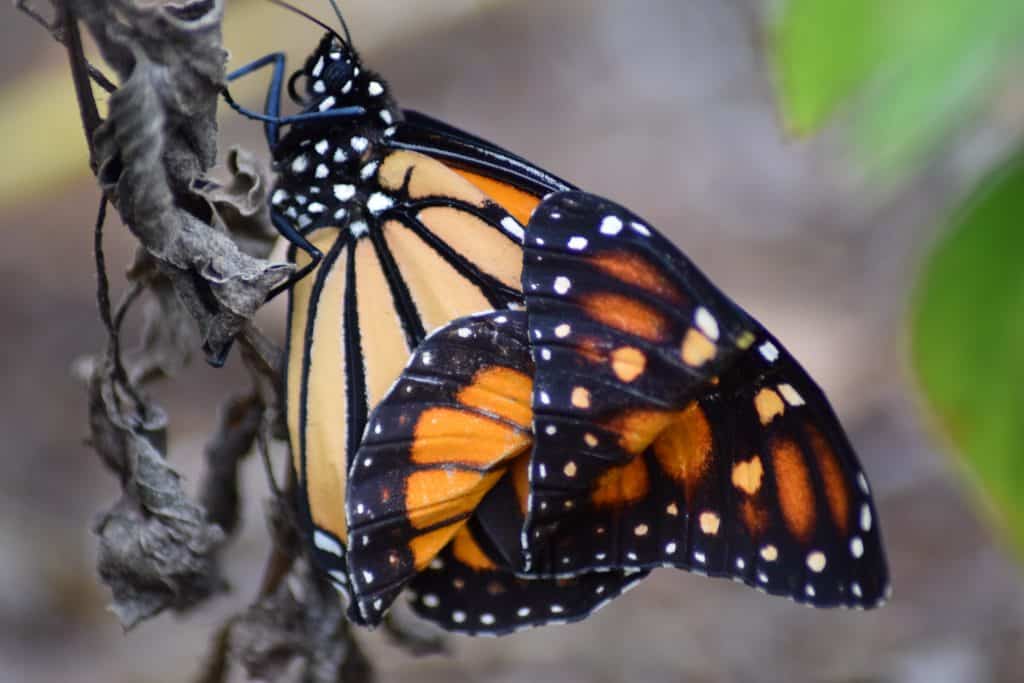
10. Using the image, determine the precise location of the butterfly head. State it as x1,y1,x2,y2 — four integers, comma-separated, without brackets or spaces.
293,33,400,130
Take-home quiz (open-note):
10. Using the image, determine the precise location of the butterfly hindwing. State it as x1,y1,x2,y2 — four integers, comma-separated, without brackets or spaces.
403,518,643,643
520,191,889,608
345,312,535,624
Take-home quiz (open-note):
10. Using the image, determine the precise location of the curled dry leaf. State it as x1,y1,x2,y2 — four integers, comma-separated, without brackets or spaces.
90,367,226,629
229,560,372,683
77,0,290,364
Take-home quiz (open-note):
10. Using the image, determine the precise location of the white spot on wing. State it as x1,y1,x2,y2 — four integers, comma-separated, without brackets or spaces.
553,276,571,295
314,139,329,155
695,307,720,341
759,340,780,362
291,155,308,173
501,216,525,241
600,215,623,235
313,530,343,556
567,236,588,251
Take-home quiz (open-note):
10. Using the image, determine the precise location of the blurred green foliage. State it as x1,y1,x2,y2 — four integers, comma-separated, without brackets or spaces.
774,1,1024,559
772,0,1024,174
910,155,1024,558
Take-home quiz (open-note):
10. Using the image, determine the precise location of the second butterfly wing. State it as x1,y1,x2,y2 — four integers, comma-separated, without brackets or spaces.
520,191,890,609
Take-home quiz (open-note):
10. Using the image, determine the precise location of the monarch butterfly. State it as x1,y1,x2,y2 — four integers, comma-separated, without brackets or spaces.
344,191,890,633
224,2,568,621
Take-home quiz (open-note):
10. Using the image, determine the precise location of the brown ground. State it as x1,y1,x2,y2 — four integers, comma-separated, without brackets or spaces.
2,1,1022,681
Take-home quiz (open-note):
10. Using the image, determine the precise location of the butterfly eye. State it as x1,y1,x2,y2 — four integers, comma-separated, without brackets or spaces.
323,58,355,92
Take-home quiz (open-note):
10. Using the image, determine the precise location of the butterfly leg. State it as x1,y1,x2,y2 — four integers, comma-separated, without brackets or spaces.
224,52,288,147
265,209,324,301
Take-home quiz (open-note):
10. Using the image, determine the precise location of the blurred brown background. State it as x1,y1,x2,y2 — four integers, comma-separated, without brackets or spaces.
3,0,1023,681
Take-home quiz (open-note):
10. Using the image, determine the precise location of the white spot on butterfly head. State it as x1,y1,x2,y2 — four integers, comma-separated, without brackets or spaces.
368,81,384,96
318,96,336,111
600,215,623,235
457,327,472,338
334,184,356,201
380,110,393,125
311,57,325,77
360,161,380,179
350,136,369,153
307,202,325,214
271,189,288,205
349,220,369,238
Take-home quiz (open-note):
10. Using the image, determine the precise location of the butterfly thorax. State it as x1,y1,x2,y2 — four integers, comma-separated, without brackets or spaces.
270,33,402,242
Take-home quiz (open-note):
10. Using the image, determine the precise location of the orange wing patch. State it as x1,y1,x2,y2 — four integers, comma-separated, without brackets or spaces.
651,403,713,502
411,408,531,468
450,526,499,571
509,454,531,516
451,168,541,226
680,328,716,367
771,437,816,542
754,388,786,425
579,292,669,342
805,424,851,534
603,408,681,455
731,455,764,496
590,251,686,304
591,455,650,507
610,346,647,382
456,366,533,427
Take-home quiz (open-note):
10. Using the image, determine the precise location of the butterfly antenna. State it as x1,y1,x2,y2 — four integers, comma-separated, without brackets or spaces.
326,0,353,46
265,0,341,39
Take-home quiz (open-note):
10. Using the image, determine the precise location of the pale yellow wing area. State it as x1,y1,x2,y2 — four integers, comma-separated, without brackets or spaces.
287,228,350,545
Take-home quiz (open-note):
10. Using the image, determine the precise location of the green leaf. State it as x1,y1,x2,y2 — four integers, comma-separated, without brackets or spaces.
911,149,1024,558
772,0,1024,174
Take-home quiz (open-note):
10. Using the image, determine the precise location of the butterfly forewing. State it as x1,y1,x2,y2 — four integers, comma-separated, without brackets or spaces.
520,191,758,556
520,191,889,608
